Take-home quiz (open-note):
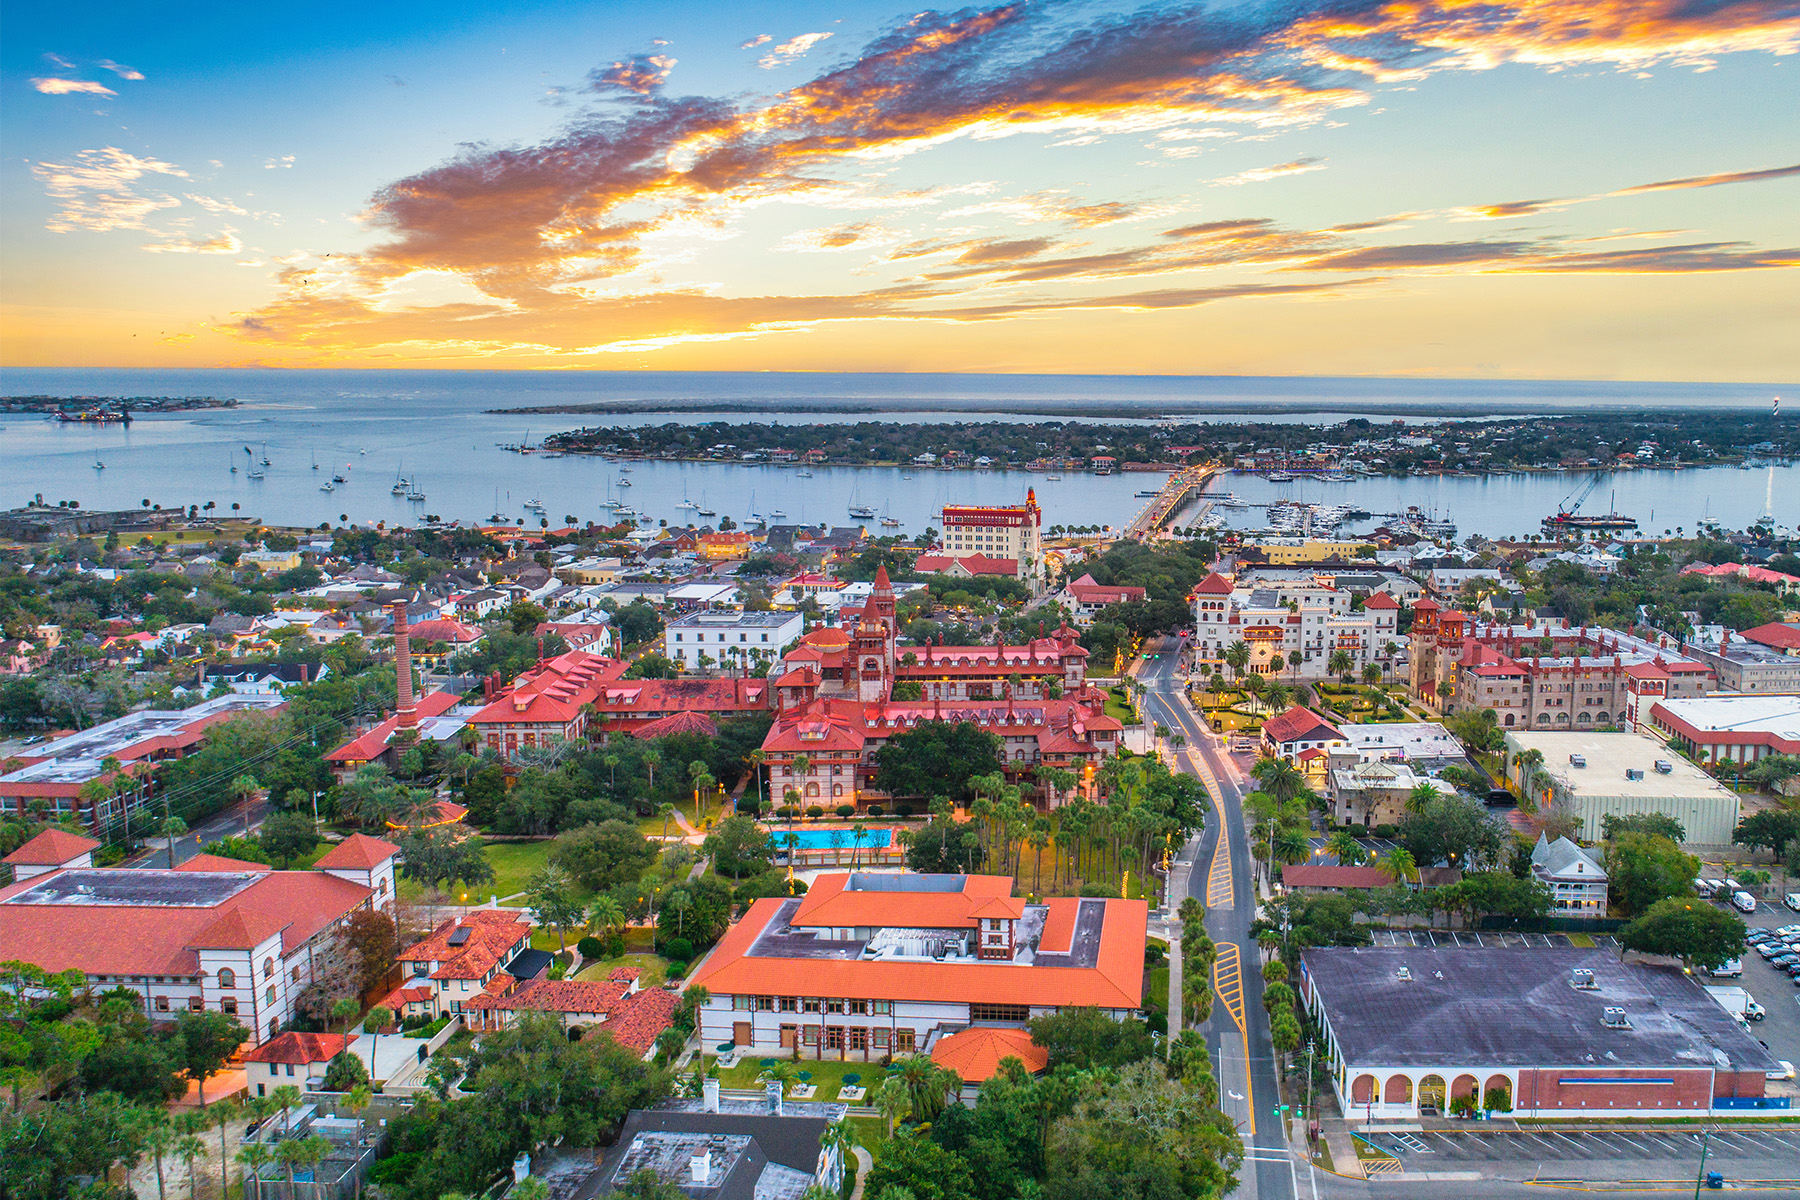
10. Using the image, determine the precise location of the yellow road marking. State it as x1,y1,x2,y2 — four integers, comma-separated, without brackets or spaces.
1206,834,1234,908
1213,940,1255,1137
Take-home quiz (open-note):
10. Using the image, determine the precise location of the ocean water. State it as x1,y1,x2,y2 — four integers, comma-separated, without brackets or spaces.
1,368,1791,535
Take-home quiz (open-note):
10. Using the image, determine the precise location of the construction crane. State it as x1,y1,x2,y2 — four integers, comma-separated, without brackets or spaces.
1542,473,1636,537
1554,474,1605,518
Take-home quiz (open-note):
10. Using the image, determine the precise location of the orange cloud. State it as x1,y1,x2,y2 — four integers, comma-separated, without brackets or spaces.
30,77,116,96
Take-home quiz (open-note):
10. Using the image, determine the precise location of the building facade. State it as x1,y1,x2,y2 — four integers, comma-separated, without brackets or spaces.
1502,730,1741,845
1191,572,1397,678
1648,694,1800,765
666,611,804,672
938,490,1045,586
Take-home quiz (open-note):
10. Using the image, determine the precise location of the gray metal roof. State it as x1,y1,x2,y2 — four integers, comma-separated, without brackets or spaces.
1303,947,1776,1073
1530,834,1606,882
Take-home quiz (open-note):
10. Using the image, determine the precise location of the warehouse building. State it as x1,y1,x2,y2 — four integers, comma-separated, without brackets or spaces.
1299,947,1781,1122
1647,694,1800,766
1501,730,1740,845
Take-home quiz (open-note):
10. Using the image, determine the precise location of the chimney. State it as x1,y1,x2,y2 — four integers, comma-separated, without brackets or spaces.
689,1151,712,1186
764,1078,783,1117
392,601,418,729
702,1076,720,1113
512,1153,531,1184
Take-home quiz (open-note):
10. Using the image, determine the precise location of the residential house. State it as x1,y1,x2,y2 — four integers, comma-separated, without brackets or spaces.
1529,834,1608,913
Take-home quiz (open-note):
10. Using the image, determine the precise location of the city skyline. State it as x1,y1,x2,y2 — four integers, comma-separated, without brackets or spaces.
4,0,1798,379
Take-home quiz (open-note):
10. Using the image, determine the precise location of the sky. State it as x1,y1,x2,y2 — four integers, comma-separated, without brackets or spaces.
3,0,1798,379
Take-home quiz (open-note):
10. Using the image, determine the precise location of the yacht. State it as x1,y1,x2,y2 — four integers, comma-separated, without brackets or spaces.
247,465,266,480
489,488,508,523
1046,474,1062,481
1265,472,1296,483
392,475,410,496
332,472,347,483
259,446,271,467
311,451,320,471
617,476,632,488
769,509,788,520
407,487,426,502
523,497,546,513
1215,493,1248,508
796,470,813,478
881,515,901,527
319,482,334,492
698,506,717,518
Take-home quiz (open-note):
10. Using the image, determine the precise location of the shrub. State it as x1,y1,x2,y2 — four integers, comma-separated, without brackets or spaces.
895,803,914,818
666,961,688,979
663,937,694,962
1145,1011,1167,1035
806,805,825,819
776,806,798,820
577,936,605,959
1450,1095,1478,1118
835,804,855,818
865,804,883,817
1483,1086,1513,1113
1374,824,1398,839
606,933,627,957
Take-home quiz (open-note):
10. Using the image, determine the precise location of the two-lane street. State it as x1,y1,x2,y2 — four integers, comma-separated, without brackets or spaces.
1137,641,1304,1200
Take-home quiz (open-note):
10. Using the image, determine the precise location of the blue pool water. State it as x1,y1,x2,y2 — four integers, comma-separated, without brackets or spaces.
780,828,894,850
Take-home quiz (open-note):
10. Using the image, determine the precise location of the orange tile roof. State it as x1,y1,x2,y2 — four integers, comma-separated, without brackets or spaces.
466,978,626,1014
316,833,401,871
931,1025,1047,1082
4,828,101,865
379,984,433,1008
326,691,463,763
1037,899,1080,955
791,873,1019,930
191,907,291,950
694,894,1145,1011
243,1032,349,1065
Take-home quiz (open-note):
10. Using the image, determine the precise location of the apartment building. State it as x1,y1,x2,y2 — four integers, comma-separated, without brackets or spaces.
666,611,804,671
1191,572,1397,677
937,490,1045,586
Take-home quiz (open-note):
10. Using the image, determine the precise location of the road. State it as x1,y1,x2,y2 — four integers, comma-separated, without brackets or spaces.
123,792,273,867
1137,640,1303,1200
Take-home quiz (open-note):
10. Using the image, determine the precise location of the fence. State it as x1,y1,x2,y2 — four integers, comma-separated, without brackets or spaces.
385,1015,466,1088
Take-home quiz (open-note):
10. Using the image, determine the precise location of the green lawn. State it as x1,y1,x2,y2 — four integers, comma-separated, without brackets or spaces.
1104,688,1139,724
848,1116,890,1147
483,840,562,900
575,952,670,987
1147,965,1169,1013
707,1055,889,1101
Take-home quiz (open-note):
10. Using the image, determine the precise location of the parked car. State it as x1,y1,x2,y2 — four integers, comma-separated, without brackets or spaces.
1731,890,1758,914
1769,1061,1797,1082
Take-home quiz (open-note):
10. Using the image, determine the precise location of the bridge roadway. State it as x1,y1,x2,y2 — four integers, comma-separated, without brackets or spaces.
1122,466,1216,541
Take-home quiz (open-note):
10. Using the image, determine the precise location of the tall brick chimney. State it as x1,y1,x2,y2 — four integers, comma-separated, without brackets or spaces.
392,601,418,729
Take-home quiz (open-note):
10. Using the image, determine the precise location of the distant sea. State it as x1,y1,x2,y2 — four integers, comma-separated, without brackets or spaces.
2,368,1792,536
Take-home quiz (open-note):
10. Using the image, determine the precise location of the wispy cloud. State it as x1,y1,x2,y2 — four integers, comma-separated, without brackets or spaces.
96,60,145,80
143,230,244,254
758,31,833,69
593,54,677,95
30,147,189,233
30,78,117,97
740,34,773,50
1615,163,1800,194
1209,156,1326,186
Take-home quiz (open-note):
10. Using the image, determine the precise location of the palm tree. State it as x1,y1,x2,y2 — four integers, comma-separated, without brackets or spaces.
587,895,626,942
208,1098,243,1200
173,1129,207,1200
849,821,869,870
236,1141,273,1200
145,1116,175,1200
657,802,677,841
759,1060,799,1093
278,1136,331,1193
1250,757,1307,805
161,815,189,869
1028,818,1052,895
644,747,662,793
230,774,262,835
1361,662,1382,687
1272,824,1312,873
344,1085,373,1200
1325,830,1366,866
874,1076,910,1135
790,754,813,808
1406,782,1440,814
664,888,693,937
1382,846,1418,886
1224,640,1250,681
1329,649,1353,681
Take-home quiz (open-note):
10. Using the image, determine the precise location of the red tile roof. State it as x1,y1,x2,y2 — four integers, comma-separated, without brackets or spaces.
243,1032,349,1065
911,554,1020,576
1741,622,1800,651
192,907,291,949
326,691,463,763
466,978,627,1015
398,910,530,980
468,649,631,727
791,873,1026,929
627,711,721,739
1037,899,1080,954
1261,705,1343,746
3,828,101,865
0,868,374,977
1065,574,1147,605
408,619,483,644
1193,572,1234,596
177,853,273,873
931,1025,1047,1082
317,834,401,871
1281,864,1395,890
601,986,681,1054
1361,592,1400,610
379,984,433,1009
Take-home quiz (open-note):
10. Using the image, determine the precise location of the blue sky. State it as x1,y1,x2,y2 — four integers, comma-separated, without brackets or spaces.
4,0,1798,378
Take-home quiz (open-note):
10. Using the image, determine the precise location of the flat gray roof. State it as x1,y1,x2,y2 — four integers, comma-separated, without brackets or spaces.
6,868,261,908
1303,947,1777,1073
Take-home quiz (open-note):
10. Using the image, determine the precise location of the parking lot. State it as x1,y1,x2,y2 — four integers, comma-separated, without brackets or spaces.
1355,1126,1800,1182
1732,898,1800,1074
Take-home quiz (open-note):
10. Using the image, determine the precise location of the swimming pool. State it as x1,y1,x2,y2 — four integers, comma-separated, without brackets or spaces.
778,827,894,850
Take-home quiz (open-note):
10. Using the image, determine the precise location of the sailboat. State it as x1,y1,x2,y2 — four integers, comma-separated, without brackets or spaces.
259,444,271,467
697,488,716,518
311,450,320,471
488,488,508,523
880,499,901,528
319,481,335,492
247,460,266,480
847,484,875,519
747,489,766,526
677,483,700,510
407,481,426,501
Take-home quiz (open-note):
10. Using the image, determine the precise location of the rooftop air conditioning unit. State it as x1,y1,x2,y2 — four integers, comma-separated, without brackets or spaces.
1654,760,1674,774
1601,1006,1631,1029
1625,768,1644,781
1396,966,1412,981
1571,969,1597,990
1569,754,1587,768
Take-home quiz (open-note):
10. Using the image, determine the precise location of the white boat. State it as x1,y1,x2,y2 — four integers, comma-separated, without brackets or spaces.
1046,474,1061,481
319,482,334,492
617,477,632,487
247,466,265,480
524,498,545,512
770,509,788,519
698,507,716,518
407,488,426,501
391,476,409,496
311,451,320,471
619,465,632,473
488,488,508,523
93,459,105,470
881,516,901,527
796,470,813,478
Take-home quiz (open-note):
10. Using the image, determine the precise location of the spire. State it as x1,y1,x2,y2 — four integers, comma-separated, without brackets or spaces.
874,564,892,593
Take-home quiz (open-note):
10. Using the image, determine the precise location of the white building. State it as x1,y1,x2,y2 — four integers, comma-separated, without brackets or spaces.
1191,572,1398,677
0,831,399,1043
937,490,1046,585
1529,833,1609,912
1502,730,1741,845
666,610,803,671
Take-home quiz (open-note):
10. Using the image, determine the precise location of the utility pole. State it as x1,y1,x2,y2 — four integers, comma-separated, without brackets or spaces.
1691,1130,1711,1199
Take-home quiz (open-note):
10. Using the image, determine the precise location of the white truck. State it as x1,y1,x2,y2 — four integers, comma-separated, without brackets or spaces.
1706,985,1765,1023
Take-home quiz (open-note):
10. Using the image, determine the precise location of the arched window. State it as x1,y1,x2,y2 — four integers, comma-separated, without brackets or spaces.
263,957,275,979
266,985,277,1005
217,967,236,988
